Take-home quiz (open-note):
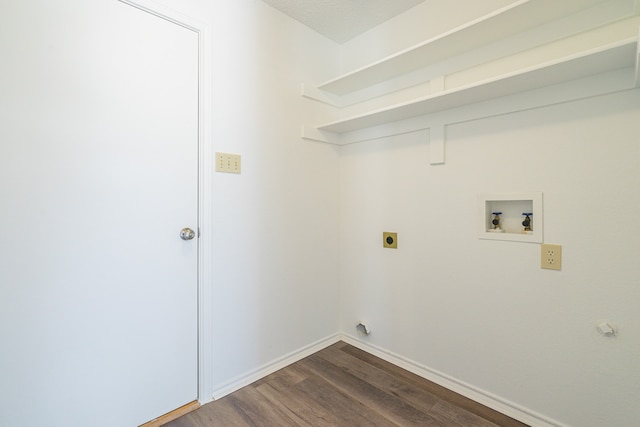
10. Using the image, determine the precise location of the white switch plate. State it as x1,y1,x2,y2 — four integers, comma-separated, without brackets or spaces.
216,152,241,174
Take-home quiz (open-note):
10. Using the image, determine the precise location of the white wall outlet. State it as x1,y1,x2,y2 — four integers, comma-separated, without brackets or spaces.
541,244,562,270
215,152,241,174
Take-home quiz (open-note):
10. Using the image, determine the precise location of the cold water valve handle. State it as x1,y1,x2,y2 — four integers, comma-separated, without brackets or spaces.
491,212,502,230
522,213,532,232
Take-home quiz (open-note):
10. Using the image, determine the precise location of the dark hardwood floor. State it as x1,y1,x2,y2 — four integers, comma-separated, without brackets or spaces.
165,341,529,426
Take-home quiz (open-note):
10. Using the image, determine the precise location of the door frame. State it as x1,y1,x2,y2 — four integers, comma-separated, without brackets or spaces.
117,0,214,404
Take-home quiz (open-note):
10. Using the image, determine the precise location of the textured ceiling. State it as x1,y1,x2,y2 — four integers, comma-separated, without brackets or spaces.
261,0,426,43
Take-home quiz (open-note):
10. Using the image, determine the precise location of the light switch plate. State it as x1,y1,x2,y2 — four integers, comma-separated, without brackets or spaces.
215,152,241,174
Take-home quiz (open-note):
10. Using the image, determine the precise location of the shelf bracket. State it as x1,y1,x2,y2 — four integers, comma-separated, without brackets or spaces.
301,125,343,145
429,124,445,165
301,83,344,107
635,27,640,87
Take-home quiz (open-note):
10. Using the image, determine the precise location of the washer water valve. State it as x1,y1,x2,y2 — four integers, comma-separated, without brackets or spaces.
522,212,533,233
489,212,504,232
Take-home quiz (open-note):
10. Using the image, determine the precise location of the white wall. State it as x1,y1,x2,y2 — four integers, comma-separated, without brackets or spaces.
337,5,640,426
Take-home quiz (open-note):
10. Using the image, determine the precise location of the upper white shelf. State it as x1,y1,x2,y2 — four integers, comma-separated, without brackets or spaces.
316,39,638,134
318,0,609,96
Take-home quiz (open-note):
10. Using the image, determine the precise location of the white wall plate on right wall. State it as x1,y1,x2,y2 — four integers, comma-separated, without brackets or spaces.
478,192,543,243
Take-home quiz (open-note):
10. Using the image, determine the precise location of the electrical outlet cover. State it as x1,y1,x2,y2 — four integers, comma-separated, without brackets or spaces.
541,243,562,270
383,232,397,249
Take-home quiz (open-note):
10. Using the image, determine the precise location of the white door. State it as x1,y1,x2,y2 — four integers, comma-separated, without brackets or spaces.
0,1,199,425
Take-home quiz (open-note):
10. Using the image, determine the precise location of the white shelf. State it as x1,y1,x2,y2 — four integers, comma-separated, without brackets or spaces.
318,0,609,96
315,39,638,134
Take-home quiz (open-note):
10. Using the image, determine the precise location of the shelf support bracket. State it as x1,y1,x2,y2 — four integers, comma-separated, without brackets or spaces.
429,124,445,165
635,27,640,87
301,125,343,145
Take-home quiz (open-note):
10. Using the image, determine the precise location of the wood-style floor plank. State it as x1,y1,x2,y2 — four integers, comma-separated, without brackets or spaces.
311,344,441,414
164,342,529,427
255,382,337,426
339,344,527,427
255,368,344,426
298,354,438,425
293,375,395,426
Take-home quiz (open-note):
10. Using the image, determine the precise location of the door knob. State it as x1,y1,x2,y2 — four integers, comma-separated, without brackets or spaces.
180,228,196,241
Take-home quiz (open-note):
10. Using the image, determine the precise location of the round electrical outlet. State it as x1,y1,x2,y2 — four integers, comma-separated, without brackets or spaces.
382,232,397,249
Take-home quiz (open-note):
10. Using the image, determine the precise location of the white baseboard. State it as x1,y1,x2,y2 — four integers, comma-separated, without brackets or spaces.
339,333,564,427
211,333,341,400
